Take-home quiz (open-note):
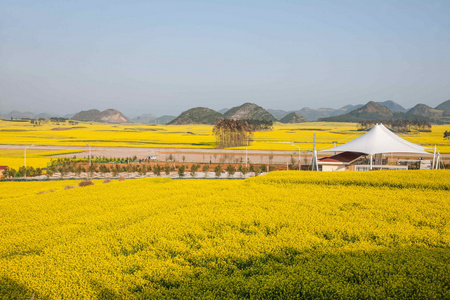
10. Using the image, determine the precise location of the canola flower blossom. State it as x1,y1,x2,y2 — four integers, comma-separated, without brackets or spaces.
0,149,83,170
0,170,449,299
0,120,447,152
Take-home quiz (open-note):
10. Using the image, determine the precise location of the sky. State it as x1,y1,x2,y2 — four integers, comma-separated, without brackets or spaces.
1,0,450,118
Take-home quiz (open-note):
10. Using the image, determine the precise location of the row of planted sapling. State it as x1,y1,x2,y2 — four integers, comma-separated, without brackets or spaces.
2,161,280,180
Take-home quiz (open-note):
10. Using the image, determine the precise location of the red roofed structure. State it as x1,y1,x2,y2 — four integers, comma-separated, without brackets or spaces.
319,152,365,171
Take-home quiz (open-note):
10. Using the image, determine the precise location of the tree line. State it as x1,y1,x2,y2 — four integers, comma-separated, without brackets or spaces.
2,162,273,180
357,119,432,132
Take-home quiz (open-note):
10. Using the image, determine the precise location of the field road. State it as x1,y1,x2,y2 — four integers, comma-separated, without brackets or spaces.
1,145,447,166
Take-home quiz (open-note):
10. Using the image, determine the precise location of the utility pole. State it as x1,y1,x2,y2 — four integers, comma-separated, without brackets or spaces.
87,144,91,179
291,144,301,171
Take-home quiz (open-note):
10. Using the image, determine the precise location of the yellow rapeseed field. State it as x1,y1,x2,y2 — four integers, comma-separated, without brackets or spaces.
1,171,449,299
1,119,448,152
0,120,216,149
0,149,83,170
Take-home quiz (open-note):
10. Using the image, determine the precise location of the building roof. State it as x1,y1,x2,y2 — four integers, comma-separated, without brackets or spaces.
320,123,428,155
319,152,365,164
0,166,8,170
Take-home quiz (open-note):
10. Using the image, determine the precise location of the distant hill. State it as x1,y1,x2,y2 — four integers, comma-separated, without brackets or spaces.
70,109,102,121
131,113,158,124
296,107,343,121
320,101,395,122
268,107,347,121
377,100,407,112
169,107,223,125
355,101,396,119
71,109,130,123
267,109,290,120
340,104,364,112
218,108,229,114
294,102,404,121
131,114,176,124
64,113,75,119
280,112,307,123
319,101,449,123
407,104,444,119
1,110,36,119
268,107,342,121
35,113,54,119
224,103,277,122
0,110,61,120
155,115,176,124
268,101,404,122
435,99,450,110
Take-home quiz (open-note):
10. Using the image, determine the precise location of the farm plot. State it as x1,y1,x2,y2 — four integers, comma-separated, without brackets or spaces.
1,120,448,152
0,170,449,299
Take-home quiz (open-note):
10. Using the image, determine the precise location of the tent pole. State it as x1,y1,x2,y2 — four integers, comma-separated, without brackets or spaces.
313,132,316,171
370,154,373,170
432,145,436,169
436,152,440,170
313,149,319,171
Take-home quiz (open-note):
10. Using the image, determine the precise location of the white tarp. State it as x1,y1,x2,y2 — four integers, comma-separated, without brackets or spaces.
321,123,428,155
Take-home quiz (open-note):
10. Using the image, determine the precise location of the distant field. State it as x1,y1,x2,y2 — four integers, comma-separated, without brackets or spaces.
0,171,449,299
0,120,448,153
0,149,83,170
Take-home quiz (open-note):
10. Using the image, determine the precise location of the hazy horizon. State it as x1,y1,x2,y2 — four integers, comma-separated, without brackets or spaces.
1,98,448,119
1,1,450,118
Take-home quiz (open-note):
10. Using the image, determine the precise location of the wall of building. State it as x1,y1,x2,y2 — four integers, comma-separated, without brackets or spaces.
321,164,346,172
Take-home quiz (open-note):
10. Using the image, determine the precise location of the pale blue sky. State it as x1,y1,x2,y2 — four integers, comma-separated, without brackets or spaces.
1,0,450,117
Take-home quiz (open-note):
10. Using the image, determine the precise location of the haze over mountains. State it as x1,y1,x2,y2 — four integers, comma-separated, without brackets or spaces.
268,100,407,121
1,99,449,124
321,101,450,123
130,114,176,125
169,100,450,125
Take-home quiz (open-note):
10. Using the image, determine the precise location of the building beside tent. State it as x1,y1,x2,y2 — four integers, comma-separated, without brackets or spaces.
319,152,365,171
319,123,431,171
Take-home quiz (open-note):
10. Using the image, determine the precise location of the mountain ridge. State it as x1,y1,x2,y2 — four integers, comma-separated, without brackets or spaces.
71,109,130,123
280,112,307,123
2,99,448,124
168,107,223,125
224,103,277,122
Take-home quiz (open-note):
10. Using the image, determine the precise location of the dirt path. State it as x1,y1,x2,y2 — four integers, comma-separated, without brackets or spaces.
0,145,310,165
0,145,446,165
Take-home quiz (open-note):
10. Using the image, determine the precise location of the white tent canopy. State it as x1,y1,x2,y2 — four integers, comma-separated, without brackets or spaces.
321,123,428,155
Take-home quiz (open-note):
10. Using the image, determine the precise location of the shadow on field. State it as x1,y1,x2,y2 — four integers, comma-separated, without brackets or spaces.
121,246,450,299
0,277,47,300
91,280,123,300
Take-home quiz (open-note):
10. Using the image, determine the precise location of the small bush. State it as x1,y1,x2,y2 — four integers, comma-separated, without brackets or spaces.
118,176,126,181
177,165,186,177
103,179,112,184
214,165,222,178
79,180,94,187
64,185,76,190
